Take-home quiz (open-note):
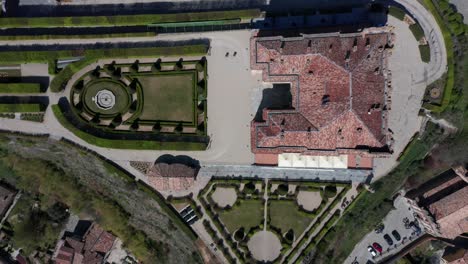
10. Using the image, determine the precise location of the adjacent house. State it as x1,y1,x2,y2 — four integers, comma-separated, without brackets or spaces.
0,184,16,219
54,221,116,264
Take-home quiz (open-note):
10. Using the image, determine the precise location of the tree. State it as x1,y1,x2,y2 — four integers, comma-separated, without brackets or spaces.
234,227,245,241
131,60,140,72
175,58,183,71
324,185,338,199
285,229,294,243
153,122,162,132
153,58,162,72
277,184,289,195
243,181,256,194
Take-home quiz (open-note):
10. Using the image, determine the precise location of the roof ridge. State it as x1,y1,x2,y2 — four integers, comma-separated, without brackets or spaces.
348,109,383,146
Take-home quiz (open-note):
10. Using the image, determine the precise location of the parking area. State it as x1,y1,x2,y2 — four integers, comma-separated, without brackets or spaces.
346,195,425,264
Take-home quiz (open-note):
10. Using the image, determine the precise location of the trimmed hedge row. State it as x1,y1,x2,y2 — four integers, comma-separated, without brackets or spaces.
0,9,260,28
419,44,431,63
49,44,208,92
409,22,425,41
0,83,42,93
52,105,207,150
388,6,406,20
0,32,157,41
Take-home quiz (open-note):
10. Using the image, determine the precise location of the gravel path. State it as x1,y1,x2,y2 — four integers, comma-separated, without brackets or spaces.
297,190,322,211
211,187,237,208
247,230,282,262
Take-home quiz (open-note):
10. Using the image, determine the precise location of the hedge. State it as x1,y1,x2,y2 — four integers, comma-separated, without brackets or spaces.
49,44,208,92
0,104,43,113
52,105,207,150
0,32,157,41
419,44,431,63
388,6,406,20
0,83,42,93
409,22,425,41
0,9,260,28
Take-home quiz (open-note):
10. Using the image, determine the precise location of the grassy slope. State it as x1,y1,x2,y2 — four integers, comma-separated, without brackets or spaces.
0,134,201,263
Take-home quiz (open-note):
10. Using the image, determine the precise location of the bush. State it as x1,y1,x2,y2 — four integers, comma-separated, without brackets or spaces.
234,227,245,241
243,181,256,194
409,22,425,41
388,6,406,20
323,185,338,199
419,45,431,63
277,184,288,195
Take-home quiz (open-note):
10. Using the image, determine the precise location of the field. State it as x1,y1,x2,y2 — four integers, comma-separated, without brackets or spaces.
218,199,264,233
269,200,315,237
137,72,195,122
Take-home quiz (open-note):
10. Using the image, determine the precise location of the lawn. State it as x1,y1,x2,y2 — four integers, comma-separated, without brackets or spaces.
0,83,42,93
0,104,43,113
269,200,314,237
218,199,263,233
137,72,195,122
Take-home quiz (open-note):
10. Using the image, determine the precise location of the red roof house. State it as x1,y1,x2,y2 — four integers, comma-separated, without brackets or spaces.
251,30,393,159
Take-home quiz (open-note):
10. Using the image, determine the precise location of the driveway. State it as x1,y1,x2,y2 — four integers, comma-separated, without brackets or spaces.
345,196,425,264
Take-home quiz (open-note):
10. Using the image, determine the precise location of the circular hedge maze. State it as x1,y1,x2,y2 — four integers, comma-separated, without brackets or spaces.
64,58,209,148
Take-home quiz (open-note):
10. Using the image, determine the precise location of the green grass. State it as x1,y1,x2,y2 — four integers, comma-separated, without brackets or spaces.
419,45,431,63
421,0,455,113
0,83,42,93
52,104,207,150
137,72,195,122
269,200,314,237
0,104,43,113
409,22,425,41
218,199,263,233
0,32,157,41
388,6,406,20
47,45,207,92
0,9,260,28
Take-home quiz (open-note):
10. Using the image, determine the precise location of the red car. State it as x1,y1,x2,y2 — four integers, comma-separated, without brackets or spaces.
372,242,383,253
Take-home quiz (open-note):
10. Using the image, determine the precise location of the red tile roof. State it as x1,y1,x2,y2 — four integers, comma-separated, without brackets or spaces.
84,223,116,254
251,31,392,156
147,163,197,191
428,186,468,221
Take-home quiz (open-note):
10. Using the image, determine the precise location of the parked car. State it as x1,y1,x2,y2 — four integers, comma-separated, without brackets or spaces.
374,223,385,234
409,221,422,235
383,234,394,246
372,242,383,253
367,246,377,257
392,230,401,241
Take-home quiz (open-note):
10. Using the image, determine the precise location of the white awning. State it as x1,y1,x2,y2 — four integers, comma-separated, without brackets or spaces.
278,154,348,168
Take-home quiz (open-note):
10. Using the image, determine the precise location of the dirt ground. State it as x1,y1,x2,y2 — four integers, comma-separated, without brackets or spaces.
296,190,322,211
211,187,237,208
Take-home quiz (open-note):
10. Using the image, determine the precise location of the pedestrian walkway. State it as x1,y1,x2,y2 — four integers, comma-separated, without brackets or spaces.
199,164,372,183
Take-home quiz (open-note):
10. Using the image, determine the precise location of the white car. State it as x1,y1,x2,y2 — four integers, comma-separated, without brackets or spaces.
367,246,377,257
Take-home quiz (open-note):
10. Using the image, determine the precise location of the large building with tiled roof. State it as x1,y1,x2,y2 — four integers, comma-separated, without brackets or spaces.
250,28,393,169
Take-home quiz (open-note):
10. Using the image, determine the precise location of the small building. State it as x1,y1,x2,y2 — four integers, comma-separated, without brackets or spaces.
53,221,116,264
147,162,198,192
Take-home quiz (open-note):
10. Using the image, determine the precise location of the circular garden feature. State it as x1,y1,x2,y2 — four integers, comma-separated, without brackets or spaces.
82,79,131,116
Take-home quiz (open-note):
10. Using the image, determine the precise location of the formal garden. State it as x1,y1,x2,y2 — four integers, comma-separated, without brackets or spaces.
197,178,359,263
53,57,209,149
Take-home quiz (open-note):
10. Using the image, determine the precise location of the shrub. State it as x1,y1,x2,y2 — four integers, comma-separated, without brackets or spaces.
419,45,431,63
323,185,338,199
409,22,425,41
277,184,289,195
234,227,245,241
243,181,256,194
388,6,406,20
